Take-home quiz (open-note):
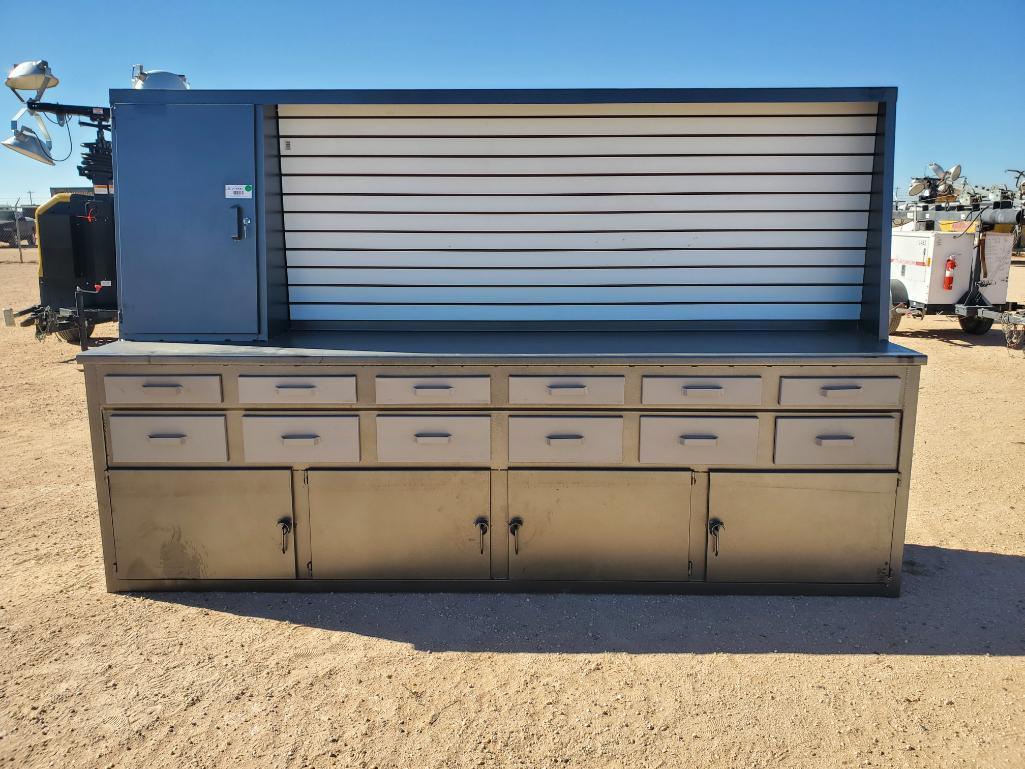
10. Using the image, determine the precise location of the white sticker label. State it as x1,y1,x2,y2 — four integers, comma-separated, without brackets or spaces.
225,184,254,199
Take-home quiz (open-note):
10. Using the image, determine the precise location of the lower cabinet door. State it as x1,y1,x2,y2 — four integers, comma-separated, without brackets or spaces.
308,470,492,579
108,469,296,580
507,471,692,581
706,472,898,584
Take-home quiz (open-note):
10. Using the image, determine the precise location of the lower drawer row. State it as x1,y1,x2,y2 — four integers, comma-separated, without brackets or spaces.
106,412,900,467
107,469,898,585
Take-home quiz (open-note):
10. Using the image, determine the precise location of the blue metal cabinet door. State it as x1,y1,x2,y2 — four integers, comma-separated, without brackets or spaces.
114,103,259,337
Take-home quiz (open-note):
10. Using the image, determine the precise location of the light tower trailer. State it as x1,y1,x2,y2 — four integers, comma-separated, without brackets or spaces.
890,202,1024,338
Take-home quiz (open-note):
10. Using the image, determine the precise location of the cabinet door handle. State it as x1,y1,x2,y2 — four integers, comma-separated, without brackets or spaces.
679,434,718,447
545,433,584,446
682,384,724,398
546,383,588,396
820,384,863,398
146,433,187,445
414,432,452,445
509,517,524,555
274,383,317,395
281,434,320,447
815,434,856,446
474,516,489,555
708,518,726,557
231,205,250,241
413,384,453,397
141,382,183,393
278,516,293,554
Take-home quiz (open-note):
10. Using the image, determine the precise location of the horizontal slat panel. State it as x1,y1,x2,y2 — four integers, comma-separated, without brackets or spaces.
281,193,871,213
286,266,865,286
283,211,869,231
289,303,862,321
288,285,862,303
285,231,868,250
281,174,874,195
285,249,868,268
281,135,876,156
279,115,878,137
278,102,879,118
280,155,875,175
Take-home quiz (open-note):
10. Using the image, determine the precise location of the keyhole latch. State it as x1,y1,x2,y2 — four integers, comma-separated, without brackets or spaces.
474,516,489,554
509,517,524,555
278,516,293,554
708,518,726,557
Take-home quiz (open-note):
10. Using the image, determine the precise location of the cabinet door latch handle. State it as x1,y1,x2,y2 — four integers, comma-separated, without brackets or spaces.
474,516,489,554
509,517,524,555
708,518,726,557
278,516,293,554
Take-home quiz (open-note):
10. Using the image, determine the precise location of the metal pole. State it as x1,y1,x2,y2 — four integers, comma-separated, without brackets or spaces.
13,197,24,264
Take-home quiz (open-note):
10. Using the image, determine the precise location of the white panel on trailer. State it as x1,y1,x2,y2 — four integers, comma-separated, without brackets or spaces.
279,103,877,324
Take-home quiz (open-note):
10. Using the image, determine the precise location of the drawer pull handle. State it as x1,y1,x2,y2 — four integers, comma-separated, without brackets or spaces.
474,516,489,554
278,517,293,554
509,517,524,555
414,432,452,445
679,434,718,447
708,518,726,557
682,384,724,398
141,383,183,393
815,434,856,446
281,434,320,447
820,384,863,398
546,433,584,446
274,383,317,395
146,433,187,445
546,383,589,396
413,384,454,396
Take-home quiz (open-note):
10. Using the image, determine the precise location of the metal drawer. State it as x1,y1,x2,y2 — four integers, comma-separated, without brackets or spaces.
238,375,356,404
376,415,491,463
242,415,359,464
104,375,222,405
375,375,490,404
774,415,898,467
778,376,902,407
508,416,623,464
108,414,228,464
641,376,762,406
639,416,759,465
508,375,625,405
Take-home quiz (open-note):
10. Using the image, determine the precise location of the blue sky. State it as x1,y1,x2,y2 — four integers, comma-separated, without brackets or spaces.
2,0,1023,205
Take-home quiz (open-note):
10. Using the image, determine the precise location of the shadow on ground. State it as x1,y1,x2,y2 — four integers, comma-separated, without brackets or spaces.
146,544,1025,656
893,326,1011,348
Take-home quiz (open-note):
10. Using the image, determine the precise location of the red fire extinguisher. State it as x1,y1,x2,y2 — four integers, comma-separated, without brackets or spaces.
943,257,956,291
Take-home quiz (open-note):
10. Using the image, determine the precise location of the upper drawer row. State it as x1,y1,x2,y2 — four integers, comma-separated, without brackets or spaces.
103,373,904,407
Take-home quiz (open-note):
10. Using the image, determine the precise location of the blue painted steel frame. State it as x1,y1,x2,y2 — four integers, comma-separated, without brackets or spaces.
108,87,897,341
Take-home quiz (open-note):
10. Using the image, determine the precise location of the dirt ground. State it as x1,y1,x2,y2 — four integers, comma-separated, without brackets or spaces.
1,246,1023,769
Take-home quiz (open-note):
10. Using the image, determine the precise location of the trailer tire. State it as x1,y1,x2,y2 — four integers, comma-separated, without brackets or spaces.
55,321,95,344
957,316,994,335
889,279,908,334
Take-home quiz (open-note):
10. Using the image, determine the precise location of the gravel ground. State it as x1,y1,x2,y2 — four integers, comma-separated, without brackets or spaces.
1,247,1023,769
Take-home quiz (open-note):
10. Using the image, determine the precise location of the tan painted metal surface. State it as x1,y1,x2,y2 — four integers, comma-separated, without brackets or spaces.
376,414,491,463
108,414,228,464
308,470,491,579
508,375,625,405
508,416,624,464
777,376,903,406
104,374,222,404
641,376,762,405
374,375,491,404
506,470,692,580
108,469,295,580
639,416,759,466
773,415,898,467
241,415,360,464
237,374,356,404
705,472,898,583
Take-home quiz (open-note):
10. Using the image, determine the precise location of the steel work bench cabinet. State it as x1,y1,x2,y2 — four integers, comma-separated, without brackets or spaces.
80,86,924,595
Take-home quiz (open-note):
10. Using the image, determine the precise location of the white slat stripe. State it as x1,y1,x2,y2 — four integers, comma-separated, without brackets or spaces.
287,266,865,286
281,193,871,213
285,250,868,268
279,155,875,175
283,211,869,232
280,135,876,156
280,175,874,194
278,115,878,137
290,304,863,321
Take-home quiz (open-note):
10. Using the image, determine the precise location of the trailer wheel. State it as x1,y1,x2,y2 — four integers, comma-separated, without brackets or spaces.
55,321,95,344
889,279,908,334
958,316,994,335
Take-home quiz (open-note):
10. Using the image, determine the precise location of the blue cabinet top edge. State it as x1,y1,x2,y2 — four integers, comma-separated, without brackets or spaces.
109,86,897,107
